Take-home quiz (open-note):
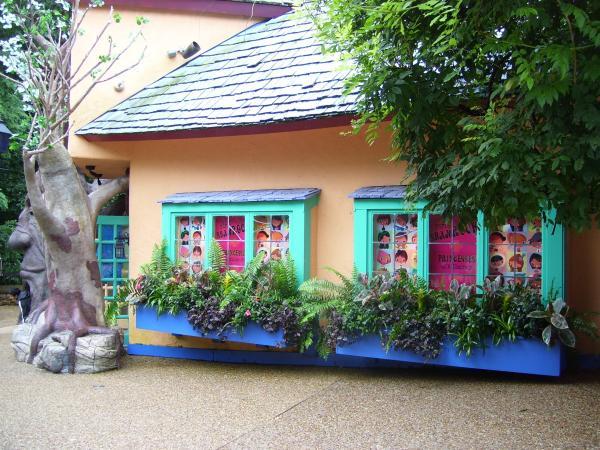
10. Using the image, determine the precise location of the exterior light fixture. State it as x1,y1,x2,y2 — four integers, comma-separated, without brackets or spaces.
0,120,12,154
179,41,200,59
115,231,129,259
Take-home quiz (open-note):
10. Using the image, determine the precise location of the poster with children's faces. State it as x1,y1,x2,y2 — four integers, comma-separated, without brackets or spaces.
254,215,289,262
214,215,245,272
176,216,205,274
427,215,477,289
373,214,418,277
488,217,542,289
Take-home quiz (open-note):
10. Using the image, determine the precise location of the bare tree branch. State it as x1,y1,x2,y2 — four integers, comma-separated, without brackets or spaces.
68,8,113,84
94,44,147,84
67,30,144,115
28,122,74,155
88,173,129,223
0,72,27,89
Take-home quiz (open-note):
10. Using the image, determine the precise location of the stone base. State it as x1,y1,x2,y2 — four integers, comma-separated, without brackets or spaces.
11,323,123,374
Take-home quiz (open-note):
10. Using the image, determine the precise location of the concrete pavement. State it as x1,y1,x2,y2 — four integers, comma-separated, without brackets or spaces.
0,305,598,449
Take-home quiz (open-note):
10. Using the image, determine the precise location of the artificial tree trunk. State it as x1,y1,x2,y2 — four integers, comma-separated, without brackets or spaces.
24,138,128,326
2,0,143,371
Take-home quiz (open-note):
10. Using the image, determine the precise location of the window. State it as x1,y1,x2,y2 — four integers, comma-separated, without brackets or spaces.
488,217,543,290
373,213,418,277
214,215,245,271
175,215,206,273
428,215,477,290
95,216,129,300
161,189,319,281
351,185,564,302
254,215,290,262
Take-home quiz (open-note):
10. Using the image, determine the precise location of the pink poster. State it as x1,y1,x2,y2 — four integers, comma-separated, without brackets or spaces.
214,216,245,271
428,216,477,288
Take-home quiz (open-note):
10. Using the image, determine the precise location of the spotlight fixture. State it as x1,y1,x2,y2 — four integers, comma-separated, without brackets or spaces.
179,41,200,59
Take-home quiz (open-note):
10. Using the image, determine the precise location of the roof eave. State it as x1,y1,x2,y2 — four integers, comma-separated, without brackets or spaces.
78,0,292,19
76,114,356,142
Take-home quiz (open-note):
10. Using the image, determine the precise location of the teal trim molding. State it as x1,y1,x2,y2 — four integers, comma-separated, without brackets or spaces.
161,196,319,282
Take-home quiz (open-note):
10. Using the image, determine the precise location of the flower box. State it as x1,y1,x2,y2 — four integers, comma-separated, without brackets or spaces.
335,335,565,376
135,305,285,347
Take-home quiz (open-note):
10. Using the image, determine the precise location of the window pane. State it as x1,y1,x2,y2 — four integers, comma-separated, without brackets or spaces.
215,216,245,272
101,262,113,279
489,217,542,290
428,215,477,289
174,216,205,274
117,225,128,239
373,213,418,277
101,224,114,241
101,243,113,259
254,215,289,262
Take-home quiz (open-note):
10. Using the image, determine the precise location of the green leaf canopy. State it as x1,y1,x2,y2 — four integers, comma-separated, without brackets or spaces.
306,0,600,230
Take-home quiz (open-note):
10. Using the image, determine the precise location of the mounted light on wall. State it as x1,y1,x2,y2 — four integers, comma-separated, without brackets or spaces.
0,120,13,154
167,41,201,59
85,165,104,186
115,233,129,259
180,41,200,59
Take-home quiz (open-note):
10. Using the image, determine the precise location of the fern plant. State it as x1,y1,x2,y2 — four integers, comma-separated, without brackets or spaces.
141,240,172,279
207,238,226,272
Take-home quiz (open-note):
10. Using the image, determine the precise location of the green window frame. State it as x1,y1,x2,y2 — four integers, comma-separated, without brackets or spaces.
96,215,129,301
161,197,319,282
353,198,564,304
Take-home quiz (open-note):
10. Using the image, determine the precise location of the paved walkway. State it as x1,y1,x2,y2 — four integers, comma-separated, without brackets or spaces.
0,305,599,449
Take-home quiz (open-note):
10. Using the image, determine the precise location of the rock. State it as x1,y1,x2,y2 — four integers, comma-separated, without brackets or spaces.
11,323,123,374
33,334,69,373
11,322,35,362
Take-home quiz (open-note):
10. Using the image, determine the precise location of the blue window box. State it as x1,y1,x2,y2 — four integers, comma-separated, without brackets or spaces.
136,305,285,347
336,334,565,376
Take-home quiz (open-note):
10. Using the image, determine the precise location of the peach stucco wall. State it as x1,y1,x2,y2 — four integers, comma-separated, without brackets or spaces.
67,6,600,355
70,6,260,143
83,125,404,348
567,228,600,353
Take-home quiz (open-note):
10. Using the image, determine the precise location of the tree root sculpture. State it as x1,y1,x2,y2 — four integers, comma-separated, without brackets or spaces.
27,290,124,373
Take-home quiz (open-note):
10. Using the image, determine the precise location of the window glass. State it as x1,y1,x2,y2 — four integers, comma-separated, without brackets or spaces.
428,215,477,289
373,213,418,277
488,217,542,290
254,215,289,262
214,215,245,272
175,215,206,273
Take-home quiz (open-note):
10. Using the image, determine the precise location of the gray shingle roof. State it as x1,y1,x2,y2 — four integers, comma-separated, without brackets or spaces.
77,12,357,137
349,186,407,199
160,188,321,204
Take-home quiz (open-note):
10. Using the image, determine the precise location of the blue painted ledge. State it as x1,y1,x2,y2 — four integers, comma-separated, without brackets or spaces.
127,343,416,368
336,335,565,376
135,305,285,347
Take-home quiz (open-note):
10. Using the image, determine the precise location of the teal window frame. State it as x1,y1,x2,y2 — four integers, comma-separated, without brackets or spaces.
96,215,129,301
161,197,319,282
353,199,564,304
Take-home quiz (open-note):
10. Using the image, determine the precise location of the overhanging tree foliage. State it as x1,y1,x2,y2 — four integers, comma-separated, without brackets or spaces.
306,0,600,230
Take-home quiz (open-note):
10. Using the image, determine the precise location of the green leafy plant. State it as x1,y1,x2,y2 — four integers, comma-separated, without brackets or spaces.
207,238,226,272
104,300,127,327
306,0,600,231
528,297,578,347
